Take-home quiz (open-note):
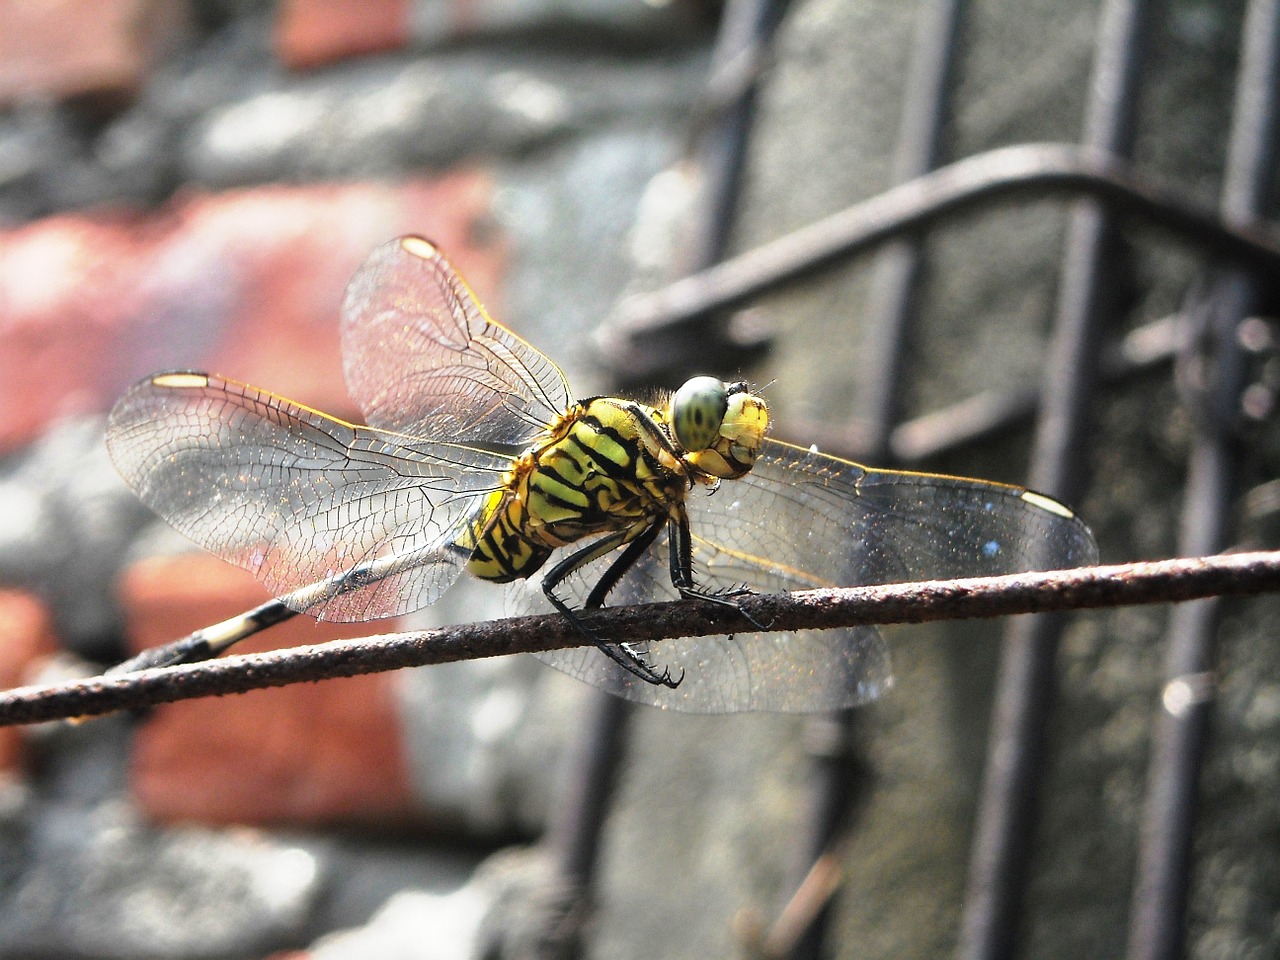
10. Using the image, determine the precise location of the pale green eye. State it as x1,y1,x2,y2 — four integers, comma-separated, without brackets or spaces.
672,376,729,451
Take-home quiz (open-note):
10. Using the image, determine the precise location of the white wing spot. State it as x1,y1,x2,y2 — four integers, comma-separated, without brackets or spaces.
1020,490,1074,519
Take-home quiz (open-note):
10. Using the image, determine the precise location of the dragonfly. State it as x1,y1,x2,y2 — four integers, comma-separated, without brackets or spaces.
105,235,1097,713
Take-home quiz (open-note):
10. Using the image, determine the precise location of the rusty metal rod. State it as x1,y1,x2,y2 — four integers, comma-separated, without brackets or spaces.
794,4,970,958
959,3,1153,957
4,551,1280,727
856,0,967,459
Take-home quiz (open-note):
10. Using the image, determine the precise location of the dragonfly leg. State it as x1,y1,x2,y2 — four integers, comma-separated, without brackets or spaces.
540,524,682,689
581,520,664,611
667,508,767,632
618,398,687,465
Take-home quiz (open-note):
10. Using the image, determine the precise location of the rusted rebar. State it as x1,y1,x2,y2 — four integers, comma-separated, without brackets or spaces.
2,551,1279,727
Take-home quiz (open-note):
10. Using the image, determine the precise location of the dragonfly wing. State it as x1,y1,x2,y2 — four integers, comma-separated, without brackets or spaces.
531,438,1097,713
524,545,896,711
107,372,510,621
705,439,1099,587
341,236,572,446
527,537,892,713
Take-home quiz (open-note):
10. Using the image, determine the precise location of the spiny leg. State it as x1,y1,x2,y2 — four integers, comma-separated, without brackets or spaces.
540,523,681,689
667,506,766,632
584,520,684,687
582,520,663,611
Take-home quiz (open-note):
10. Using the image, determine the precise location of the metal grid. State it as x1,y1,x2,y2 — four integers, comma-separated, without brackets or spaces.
549,1,1280,958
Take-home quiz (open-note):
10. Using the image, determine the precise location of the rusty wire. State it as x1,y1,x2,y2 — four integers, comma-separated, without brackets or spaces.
2,551,1280,727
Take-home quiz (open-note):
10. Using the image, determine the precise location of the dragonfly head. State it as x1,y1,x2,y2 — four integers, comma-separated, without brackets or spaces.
671,377,769,480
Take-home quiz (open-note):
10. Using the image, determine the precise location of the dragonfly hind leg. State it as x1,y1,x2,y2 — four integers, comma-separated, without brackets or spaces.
540,521,683,690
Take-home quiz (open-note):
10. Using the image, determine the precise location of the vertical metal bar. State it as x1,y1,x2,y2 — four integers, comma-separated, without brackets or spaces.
687,0,792,270
792,3,967,959
860,0,967,459
957,2,1153,959
1127,3,1280,958
547,688,632,894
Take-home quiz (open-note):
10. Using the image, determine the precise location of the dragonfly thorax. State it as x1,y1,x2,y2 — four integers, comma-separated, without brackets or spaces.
461,397,686,584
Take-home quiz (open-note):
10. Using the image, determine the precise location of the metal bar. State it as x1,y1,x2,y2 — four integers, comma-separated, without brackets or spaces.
1128,1,1280,957
957,2,1153,959
792,4,968,957
15,552,1280,727
859,0,967,459
594,144,1280,363
784,312,1184,464
542,688,632,958
684,0,791,269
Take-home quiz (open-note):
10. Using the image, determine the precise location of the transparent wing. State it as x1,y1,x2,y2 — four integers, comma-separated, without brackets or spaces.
341,236,573,446
106,372,511,621
525,540,893,713
533,439,1097,713
694,439,1098,587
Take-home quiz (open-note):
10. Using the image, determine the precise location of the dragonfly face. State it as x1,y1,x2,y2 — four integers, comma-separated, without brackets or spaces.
677,379,769,481
105,235,1098,713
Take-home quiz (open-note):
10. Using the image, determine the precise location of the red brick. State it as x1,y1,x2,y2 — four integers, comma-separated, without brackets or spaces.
275,0,412,70
0,590,61,771
121,553,420,827
0,0,188,106
0,215,154,451
0,170,501,453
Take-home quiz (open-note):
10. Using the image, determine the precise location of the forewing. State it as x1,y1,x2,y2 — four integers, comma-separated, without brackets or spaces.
699,439,1099,588
341,236,572,446
106,372,510,621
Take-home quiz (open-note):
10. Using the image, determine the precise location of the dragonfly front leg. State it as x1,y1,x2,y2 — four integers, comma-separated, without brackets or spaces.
540,522,681,689
667,506,766,632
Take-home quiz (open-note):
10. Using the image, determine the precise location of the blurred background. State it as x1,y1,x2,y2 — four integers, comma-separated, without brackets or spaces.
0,0,1278,958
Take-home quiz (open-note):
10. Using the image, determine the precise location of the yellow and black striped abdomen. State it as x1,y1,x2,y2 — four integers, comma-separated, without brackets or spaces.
462,398,686,584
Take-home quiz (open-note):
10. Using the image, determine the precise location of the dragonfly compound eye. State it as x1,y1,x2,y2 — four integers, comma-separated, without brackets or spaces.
672,376,730,452
682,387,769,480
